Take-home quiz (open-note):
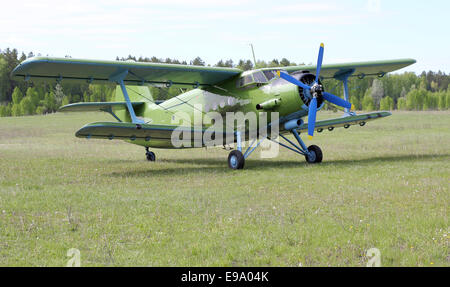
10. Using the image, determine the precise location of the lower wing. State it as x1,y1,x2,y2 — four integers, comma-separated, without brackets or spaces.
294,111,391,134
75,122,234,148
75,112,391,148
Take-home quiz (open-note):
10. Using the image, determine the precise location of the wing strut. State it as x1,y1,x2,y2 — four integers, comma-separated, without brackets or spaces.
109,70,144,124
335,69,356,116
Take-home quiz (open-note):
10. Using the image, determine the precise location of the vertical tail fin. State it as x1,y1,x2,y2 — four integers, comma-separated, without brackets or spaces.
114,85,154,102
113,85,161,122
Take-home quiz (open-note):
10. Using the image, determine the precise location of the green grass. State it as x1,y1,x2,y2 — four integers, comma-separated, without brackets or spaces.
0,111,448,266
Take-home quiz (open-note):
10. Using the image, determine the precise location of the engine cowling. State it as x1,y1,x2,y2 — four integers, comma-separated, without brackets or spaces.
290,71,325,109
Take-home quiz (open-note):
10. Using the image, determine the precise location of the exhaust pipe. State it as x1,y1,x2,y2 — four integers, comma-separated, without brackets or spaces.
256,98,282,110
284,118,304,131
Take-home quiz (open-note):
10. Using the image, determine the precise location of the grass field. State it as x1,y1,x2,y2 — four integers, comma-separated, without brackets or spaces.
0,111,448,266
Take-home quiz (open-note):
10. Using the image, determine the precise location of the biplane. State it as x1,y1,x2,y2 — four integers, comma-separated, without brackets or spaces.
12,44,415,169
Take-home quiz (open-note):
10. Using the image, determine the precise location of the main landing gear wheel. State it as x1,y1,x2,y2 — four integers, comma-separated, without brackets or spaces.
228,150,245,170
145,147,156,161
305,145,323,164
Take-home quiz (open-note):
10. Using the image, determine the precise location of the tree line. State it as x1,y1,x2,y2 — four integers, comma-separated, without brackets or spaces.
0,48,449,117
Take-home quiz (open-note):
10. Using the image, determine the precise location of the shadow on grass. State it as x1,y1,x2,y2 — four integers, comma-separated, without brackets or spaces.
105,153,449,178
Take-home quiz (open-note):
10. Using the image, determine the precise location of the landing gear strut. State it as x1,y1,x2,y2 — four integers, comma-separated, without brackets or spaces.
227,131,265,170
270,128,323,165
145,147,155,161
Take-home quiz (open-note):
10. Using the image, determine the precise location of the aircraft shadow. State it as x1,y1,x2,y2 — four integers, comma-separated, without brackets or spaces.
105,153,448,178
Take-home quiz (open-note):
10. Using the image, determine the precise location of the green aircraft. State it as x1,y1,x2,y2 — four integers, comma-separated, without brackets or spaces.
12,44,415,169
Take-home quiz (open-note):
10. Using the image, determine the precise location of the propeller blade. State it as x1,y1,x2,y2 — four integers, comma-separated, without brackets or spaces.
277,71,311,90
308,97,317,139
315,43,324,83
323,91,354,110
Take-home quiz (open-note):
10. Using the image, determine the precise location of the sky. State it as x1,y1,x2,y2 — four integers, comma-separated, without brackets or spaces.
1,0,449,74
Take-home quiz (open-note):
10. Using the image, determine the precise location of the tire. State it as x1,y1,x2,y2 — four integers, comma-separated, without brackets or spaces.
228,150,245,170
146,151,156,161
305,145,323,164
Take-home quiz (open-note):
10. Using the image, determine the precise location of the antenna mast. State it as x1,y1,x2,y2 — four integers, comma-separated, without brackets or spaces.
250,44,257,68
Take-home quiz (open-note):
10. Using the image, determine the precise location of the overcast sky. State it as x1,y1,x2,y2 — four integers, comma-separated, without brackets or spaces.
1,0,448,73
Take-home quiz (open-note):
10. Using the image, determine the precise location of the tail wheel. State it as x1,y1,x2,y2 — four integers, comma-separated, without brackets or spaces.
146,151,156,161
305,145,323,164
228,150,245,170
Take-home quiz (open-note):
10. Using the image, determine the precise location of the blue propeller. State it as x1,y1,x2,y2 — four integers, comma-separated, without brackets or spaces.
277,43,354,139
315,43,324,84
308,97,317,138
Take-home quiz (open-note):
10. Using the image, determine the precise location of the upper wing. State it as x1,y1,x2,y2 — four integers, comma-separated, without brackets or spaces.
11,57,242,87
277,59,416,79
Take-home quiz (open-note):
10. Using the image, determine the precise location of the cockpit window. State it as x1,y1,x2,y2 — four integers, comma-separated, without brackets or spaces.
237,70,277,88
238,74,254,87
263,70,276,81
253,71,267,83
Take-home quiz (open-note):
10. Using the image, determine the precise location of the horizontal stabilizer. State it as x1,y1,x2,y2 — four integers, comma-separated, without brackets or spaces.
297,111,391,132
76,122,188,140
59,102,145,112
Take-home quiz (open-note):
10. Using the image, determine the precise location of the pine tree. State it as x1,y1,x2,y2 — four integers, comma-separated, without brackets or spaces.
280,58,290,66
215,60,225,67
191,57,205,66
224,59,234,67
242,60,253,71
268,59,280,67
